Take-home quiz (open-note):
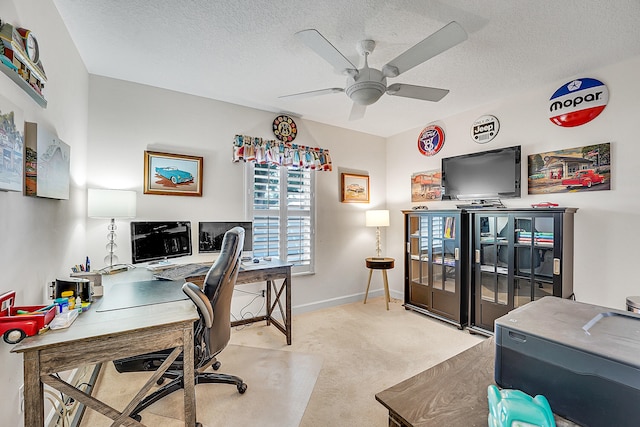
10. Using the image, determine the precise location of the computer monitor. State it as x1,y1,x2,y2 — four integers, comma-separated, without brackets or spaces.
130,221,192,264
198,221,253,254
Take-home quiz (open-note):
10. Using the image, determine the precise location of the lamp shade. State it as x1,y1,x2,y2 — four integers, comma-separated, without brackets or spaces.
88,189,137,219
365,210,389,227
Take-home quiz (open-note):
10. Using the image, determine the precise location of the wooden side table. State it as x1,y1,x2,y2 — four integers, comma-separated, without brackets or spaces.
364,257,394,310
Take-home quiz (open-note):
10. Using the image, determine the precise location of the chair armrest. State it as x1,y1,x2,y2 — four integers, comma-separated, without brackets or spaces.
182,282,213,328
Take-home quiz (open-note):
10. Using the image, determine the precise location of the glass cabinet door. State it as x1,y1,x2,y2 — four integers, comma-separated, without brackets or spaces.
409,215,430,285
477,215,509,305
514,215,556,307
432,216,457,293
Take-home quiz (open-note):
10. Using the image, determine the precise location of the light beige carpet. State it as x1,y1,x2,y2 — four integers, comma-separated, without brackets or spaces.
81,296,484,427
80,345,322,427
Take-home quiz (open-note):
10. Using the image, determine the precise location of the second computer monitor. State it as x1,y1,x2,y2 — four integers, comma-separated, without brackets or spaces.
198,221,253,253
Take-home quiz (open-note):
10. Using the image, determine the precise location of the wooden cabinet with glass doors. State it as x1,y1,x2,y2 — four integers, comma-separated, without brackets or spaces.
403,210,468,329
469,208,576,335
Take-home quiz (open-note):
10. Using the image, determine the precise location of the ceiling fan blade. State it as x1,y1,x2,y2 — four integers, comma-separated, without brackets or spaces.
387,83,449,102
295,29,358,74
349,103,367,121
279,87,344,100
382,21,467,77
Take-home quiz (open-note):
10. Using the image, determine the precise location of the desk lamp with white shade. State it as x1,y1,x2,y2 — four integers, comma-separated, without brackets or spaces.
366,209,389,259
88,188,137,273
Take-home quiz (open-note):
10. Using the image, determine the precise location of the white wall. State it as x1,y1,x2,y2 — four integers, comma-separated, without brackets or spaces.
85,76,388,314
0,1,89,426
385,55,640,310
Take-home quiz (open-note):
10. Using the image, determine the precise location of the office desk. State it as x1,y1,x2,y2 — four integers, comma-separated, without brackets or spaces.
188,260,293,345
11,291,198,427
376,338,578,427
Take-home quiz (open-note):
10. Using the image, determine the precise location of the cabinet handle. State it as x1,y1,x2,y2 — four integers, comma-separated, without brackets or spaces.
475,249,480,264
455,248,459,261
553,258,560,275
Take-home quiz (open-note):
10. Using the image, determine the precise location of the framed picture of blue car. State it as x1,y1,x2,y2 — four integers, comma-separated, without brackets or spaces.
144,150,203,196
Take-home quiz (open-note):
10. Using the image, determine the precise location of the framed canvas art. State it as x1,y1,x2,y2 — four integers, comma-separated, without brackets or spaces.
0,95,24,192
528,143,610,195
24,122,70,199
341,173,369,203
144,150,203,196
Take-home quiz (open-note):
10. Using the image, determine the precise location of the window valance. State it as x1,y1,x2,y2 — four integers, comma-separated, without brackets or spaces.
233,135,332,171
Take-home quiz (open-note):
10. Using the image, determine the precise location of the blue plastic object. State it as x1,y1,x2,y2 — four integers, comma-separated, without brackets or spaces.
487,384,556,427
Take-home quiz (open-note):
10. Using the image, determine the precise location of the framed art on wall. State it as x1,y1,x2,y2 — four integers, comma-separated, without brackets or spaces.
144,150,203,196
341,173,369,203
0,94,24,192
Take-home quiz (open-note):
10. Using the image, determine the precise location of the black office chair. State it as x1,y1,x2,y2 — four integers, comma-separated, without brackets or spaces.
113,226,247,421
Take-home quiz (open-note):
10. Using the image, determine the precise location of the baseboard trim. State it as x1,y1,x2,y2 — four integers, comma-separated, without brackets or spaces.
292,289,402,315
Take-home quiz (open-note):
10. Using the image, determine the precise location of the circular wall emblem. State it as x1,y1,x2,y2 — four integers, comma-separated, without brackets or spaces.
417,125,445,156
548,78,608,127
471,115,499,143
273,115,297,142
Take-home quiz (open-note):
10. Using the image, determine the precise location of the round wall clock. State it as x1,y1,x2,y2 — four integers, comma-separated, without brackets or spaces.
18,28,39,63
417,125,445,156
273,115,297,142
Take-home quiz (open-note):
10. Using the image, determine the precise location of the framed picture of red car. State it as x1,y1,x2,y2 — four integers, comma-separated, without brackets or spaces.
341,173,369,203
528,142,610,195
144,150,203,196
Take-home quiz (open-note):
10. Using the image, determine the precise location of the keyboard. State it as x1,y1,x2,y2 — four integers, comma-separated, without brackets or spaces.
153,263,211,281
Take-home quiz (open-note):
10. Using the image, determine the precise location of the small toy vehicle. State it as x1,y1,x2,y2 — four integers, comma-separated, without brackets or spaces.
155,167,194,184
0,291,55,344
488,384,556,427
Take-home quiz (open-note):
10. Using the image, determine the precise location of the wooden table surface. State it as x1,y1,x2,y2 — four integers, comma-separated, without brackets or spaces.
12,281,199,427
376,338,578,427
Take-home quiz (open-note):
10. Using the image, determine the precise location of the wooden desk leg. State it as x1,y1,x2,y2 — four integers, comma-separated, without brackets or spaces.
183,325,196,427
364,269,373,304
382,270,390,310
285,269,292,345
24,350,44,426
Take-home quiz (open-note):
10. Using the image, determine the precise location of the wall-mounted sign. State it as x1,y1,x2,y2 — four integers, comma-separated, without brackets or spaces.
272,115,297,142
548,78,608,127
471,115,499,143
417,125,445,156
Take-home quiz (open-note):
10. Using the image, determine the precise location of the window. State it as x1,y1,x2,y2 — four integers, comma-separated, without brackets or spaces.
246,163,315,274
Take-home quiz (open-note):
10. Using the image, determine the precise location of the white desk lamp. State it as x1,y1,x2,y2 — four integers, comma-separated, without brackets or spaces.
88,188,137,272
366,210,389,259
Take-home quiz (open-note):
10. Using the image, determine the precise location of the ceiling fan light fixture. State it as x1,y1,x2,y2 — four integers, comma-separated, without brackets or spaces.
346,81,386,105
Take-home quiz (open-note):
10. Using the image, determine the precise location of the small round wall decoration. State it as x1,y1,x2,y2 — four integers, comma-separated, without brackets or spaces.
417,125,445,156
273,115,297,142
471,115,500,143
548,77,608,127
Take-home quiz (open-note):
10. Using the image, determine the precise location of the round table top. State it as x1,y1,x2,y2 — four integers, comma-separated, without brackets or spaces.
366,257,395,269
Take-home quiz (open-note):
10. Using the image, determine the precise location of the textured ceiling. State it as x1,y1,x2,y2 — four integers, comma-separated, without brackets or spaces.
52,0,640,138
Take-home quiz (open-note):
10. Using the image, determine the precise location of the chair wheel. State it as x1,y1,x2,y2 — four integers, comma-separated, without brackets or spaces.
196,423,203,427
237,382,248,394
213,361,221,370
157,377,165,385
130,414,142,422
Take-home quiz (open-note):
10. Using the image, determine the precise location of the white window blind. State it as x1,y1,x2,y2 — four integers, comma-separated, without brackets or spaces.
247,163,314,274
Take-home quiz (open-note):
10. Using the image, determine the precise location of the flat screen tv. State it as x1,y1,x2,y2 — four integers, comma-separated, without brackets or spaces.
130,221,192,264
198,221,253,253
441,145,521,202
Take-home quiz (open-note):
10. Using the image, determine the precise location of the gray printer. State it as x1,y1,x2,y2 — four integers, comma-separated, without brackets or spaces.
495,296,640,427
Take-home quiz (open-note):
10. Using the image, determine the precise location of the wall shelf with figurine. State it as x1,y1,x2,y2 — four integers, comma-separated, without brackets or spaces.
0,20,47,108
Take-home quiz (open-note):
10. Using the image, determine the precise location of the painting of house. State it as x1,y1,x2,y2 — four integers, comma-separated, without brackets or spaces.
528,143,611,194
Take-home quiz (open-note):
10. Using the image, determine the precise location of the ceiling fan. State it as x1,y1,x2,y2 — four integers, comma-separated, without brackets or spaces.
280,21,468,120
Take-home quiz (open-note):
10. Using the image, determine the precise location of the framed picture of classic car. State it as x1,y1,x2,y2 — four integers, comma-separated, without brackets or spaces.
144,150,203,196
341,173,369,203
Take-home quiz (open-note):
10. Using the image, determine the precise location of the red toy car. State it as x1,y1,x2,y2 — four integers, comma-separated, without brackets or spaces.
0,291,55,344
561,169,605,188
